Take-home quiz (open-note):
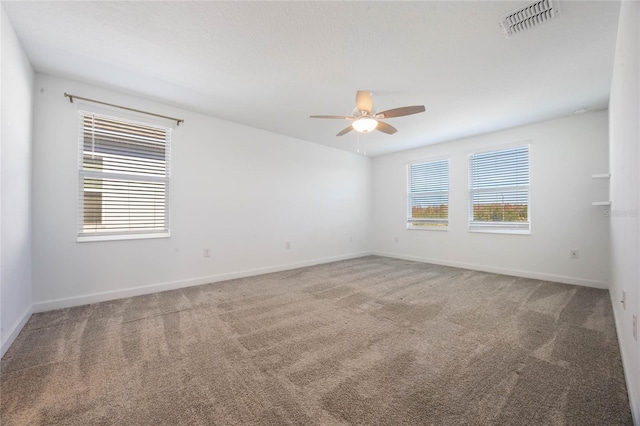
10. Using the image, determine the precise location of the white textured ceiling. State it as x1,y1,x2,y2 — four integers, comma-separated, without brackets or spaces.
3,1,620,156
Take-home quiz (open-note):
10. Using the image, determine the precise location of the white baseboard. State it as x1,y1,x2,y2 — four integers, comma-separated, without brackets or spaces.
624,355,640,426
609,293,640,426
372,251,608,289
33,252,373,313
1,304,33,357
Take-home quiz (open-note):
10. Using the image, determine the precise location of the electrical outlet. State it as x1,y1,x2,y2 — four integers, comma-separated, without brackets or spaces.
394,236,399,243
203,248,210,257
633,314,637,341
622,290,626,310
286,241,291,250
569,249,579,259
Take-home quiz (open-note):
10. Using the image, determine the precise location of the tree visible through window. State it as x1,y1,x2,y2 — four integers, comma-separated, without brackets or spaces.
469,145,529,232
78,112,171,240
407,158,449,228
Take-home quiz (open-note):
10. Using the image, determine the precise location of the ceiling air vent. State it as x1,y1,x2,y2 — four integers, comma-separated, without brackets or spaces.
499,0,560,37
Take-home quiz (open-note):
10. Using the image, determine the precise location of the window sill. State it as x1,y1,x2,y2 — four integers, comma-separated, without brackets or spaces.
468,228,530,235
407,226,448,231
77,232,170,243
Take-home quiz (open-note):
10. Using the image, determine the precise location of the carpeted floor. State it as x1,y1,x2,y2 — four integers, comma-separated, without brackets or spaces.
1,256,633,425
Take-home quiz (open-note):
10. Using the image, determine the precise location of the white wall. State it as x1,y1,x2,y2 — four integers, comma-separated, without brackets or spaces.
31,74,372,310
1,7,35,356
372,111,610,288
609,0,640,422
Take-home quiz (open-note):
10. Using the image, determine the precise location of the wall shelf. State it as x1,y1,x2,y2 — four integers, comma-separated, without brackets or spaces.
592,201,612,206
592,174,611,179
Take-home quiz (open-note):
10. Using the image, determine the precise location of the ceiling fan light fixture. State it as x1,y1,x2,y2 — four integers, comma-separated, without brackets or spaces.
352,117,378,133
309,91,424,136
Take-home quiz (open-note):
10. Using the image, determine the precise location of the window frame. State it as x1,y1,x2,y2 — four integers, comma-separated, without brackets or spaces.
468,143,530,235
406,156,450,231
76,110,172,242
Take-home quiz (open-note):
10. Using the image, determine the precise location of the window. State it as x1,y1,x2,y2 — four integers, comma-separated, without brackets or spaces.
407,158,449,229
469,145,529,233
78,112,170,241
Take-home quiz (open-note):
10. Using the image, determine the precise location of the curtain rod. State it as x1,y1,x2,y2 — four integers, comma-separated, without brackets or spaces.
64,92,184,126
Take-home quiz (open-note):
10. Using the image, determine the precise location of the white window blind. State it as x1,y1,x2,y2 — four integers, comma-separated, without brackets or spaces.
469,145,529,232
407,159,449,229
78,112,170,241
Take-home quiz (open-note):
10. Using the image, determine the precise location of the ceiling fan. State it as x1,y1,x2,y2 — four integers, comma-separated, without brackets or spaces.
310,91,425,136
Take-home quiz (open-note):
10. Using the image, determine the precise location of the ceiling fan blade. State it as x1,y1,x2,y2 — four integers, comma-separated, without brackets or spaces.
337,125,354,136
376,121,398,135
356,91,373,114
310,115,355,120
376,105,425,119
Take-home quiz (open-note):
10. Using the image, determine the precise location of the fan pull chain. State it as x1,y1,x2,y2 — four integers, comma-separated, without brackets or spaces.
356,132,367,156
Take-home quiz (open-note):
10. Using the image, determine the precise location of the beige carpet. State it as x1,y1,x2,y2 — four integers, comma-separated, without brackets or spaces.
1,256,633,425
